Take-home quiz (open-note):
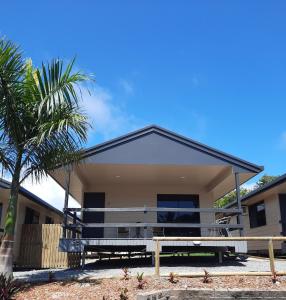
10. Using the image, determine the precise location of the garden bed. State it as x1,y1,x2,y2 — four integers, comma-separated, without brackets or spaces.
15,275,286,300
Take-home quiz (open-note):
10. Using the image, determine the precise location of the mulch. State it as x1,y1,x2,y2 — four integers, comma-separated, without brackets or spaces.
15,275,286,300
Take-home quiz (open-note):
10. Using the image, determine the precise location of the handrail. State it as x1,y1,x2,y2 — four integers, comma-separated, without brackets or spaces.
65,207,242,214
65,222,243,229
153,236,286,278
153,236,286,241
65,210,82,223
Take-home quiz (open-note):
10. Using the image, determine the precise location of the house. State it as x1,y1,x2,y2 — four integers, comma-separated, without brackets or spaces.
0,178,64,264
48,125,263,262
223,174,286,254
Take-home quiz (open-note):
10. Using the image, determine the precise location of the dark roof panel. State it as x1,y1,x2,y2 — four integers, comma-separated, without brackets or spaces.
83,125,263,173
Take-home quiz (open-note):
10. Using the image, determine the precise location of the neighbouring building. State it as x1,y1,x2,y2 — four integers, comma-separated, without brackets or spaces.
224,174,286,254
0,178,64,264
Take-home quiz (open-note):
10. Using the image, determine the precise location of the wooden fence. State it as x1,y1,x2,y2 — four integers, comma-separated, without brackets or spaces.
18,224,80,268
153,236,286,278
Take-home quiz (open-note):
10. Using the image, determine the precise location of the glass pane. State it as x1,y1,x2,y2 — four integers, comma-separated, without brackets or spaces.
157,194,200,237
249,201,266,228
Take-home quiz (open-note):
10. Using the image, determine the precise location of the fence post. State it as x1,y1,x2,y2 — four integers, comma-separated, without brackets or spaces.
268,238,275,277
155,240,160,277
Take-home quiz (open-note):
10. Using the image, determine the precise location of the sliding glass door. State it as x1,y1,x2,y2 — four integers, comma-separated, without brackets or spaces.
157,194,201,236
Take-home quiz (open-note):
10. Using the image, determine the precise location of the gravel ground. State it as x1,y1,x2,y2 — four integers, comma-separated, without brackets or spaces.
14,256,286,283
15,276,286,300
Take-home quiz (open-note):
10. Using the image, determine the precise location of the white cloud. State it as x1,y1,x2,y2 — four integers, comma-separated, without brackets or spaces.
242,182,256,191
118,79,134,95
80,85,141,140
21,176,80,211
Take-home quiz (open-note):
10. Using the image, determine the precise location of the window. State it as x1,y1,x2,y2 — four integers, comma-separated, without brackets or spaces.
242,206,248,216
45,216,54,224
249,201,266,228
24,207,40,224
157,194,200,237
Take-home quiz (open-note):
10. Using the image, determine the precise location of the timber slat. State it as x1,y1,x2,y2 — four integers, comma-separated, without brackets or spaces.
18,224,80,268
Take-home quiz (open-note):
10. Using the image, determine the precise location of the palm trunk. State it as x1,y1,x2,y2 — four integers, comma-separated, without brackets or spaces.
0,155,21,276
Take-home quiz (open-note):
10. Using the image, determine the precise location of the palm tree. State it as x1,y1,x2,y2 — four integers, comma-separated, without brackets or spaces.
0,38,91,275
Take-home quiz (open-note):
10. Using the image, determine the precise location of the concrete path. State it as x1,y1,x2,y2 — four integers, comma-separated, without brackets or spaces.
14,256,286,283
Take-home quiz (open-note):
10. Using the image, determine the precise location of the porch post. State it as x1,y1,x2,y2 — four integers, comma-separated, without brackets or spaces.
63,167,71,238
235,172,244,236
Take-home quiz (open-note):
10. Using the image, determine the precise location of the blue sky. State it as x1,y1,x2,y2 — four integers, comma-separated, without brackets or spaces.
1,1,286,188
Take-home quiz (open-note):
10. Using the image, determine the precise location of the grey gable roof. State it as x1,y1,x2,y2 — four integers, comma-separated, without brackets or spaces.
83,125,263,173
0,178,63,217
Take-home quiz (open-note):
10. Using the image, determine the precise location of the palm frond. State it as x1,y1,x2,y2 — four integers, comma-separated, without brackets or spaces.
0,38,27,150
36,59,91,115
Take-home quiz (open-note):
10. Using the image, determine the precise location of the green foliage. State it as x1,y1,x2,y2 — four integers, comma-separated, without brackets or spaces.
215,188,249,208
255,174,279,188
0,273,21,299
215,174,279,208
0,37,92,238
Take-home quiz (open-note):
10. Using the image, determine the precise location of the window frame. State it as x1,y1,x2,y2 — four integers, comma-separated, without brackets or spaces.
157,194,201,237
24,207,40,224
248,200,266,229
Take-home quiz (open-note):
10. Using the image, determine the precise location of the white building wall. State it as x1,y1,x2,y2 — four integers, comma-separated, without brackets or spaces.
84,183,215,238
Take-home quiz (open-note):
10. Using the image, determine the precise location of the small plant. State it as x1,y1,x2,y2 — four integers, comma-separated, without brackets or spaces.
119,288,129,300
168,272,179,284
121,267,130,280
136,272,147,289
238,277,244,284
0,273,21,300
202,269,212,283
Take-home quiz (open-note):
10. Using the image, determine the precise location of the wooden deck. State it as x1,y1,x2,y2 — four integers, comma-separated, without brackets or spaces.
60,206,246,253
59,238,247,253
